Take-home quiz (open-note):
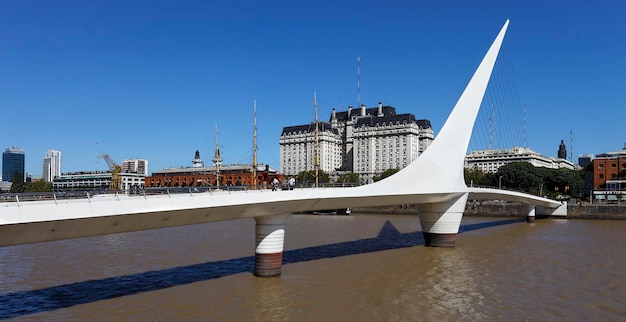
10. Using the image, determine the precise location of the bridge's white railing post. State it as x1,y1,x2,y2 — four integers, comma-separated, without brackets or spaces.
254,214,289,277
416,193,468,247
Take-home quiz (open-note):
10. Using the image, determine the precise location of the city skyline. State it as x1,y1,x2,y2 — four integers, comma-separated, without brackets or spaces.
2,1,624,176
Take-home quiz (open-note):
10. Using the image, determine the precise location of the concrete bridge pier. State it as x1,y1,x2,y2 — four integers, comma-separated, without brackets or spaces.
254,214,290,277
416,193,468,247
526,206,536,223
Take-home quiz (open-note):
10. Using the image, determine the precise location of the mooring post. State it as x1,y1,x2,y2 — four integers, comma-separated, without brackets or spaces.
254,214,289,277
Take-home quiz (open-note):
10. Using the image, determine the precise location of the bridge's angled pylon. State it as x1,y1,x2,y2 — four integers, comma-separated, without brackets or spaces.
337,20,511,247
373,19,509,195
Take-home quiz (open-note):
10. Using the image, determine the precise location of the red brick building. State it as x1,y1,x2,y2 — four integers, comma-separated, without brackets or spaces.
592,145,626,203
144,164,281,189
593,154,626,189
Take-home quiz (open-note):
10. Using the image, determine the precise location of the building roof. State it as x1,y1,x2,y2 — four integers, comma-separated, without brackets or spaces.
354,113,431,128
281,121,339,136
596,146,626,158
151,164,278,176
3,146,25,154
281,104,432,135
332,105,397,122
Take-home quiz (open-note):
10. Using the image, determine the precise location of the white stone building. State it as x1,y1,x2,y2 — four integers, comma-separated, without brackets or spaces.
464,146,577,173
280,102,434,183
280,122,342,175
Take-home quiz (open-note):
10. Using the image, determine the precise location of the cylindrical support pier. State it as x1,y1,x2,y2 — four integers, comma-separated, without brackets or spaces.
526,206,536,223
416,193,468,247
254,214,289,277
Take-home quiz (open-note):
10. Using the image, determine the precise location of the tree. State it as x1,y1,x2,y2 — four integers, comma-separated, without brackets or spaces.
496,162,541,192
295,170,330,186
26,180,53,193
464,166,494,187
9,173,26,193
495,162,584,198
542,167,584,198
336,172,360,186
373,169,399,182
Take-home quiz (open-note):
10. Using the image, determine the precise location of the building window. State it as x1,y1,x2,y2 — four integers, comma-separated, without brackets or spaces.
599,174,604,179
598,164,604,169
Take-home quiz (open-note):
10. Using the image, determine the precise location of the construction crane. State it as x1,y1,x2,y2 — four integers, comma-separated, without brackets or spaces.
98,153,122,191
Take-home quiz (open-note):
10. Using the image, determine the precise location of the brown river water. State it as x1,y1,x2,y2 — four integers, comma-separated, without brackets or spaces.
0,213,625,321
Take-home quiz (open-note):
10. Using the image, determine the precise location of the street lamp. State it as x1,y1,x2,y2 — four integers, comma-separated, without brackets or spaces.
499,176,503,190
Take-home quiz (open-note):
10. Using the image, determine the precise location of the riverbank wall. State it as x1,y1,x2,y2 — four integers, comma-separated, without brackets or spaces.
352,203,626,220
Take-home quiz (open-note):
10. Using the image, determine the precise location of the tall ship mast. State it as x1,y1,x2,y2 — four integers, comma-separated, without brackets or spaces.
314,92,319,188
212,124,222,187
252,100,258,188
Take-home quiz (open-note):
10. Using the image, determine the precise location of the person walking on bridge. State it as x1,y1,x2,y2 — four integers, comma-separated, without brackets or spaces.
288,176,295,190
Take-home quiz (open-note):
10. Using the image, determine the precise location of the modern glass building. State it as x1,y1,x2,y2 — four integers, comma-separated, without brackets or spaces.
2,147,25,182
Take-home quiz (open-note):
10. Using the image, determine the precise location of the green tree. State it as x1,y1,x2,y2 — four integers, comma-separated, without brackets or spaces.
495,162,584,198
542,167,583,198
26,180,53,193
373,169,399,182
496,162,541,192
336,172,360,186
464,166,494,186
9,173,27,193
295,169,330,185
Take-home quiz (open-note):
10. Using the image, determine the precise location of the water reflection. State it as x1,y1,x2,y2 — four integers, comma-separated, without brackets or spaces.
420,248,488,320
250,278,292,321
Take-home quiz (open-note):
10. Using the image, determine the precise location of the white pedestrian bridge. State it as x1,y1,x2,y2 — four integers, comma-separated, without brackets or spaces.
0,20,565,276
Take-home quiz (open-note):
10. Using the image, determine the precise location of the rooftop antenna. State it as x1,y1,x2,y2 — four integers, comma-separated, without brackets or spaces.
95,142,99,171
523,104,528,148
357,55,361,108
570,130,573,162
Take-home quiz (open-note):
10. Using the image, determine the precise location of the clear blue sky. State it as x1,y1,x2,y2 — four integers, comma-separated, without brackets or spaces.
2,1,624,177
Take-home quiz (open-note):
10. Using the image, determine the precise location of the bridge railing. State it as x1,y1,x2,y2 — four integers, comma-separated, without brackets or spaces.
0,183,360,204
